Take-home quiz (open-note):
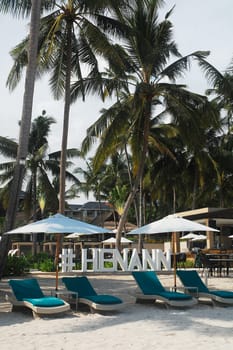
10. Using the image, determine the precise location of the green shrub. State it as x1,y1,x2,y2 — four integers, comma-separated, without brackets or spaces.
177,260,195,268
39,258,55,272
3,256,30,277
26,252,53,269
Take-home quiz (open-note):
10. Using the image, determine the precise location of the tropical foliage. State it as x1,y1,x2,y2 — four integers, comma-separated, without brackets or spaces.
6,0,128,215
0,112,80,222
1,0,233,256
78,0,227,248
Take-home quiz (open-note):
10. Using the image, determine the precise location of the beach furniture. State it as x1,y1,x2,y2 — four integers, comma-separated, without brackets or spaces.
177,270,233,305
132,271,197,308
8,278,70,317
62,276,123,312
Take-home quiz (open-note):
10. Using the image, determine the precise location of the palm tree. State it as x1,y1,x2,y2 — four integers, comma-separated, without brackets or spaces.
0,0,60,229
6,0,127,214
79,0,221,249
0,0,44,277
0,112,80,221
4,0,128,280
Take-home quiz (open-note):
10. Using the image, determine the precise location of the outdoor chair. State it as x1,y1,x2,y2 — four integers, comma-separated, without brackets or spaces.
8,278,70,317
177,270,233,305
62,276,123,312
132,271,197,308
199,253,219,276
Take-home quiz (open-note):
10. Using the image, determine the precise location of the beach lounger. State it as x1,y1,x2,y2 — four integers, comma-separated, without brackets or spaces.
62,276,123,312
177,270,233,305
132,271,197,308
8,278,70,317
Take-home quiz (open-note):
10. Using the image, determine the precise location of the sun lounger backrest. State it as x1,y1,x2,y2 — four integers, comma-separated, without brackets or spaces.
132,271,165,294
9,278,44,301
62,276,97,297
177,270,209,293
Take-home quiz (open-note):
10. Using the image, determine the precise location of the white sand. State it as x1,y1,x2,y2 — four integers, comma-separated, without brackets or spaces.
0,272,233,350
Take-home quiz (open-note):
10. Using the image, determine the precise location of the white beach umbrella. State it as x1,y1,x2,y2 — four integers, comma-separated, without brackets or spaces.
191,234,207,241
5,213,112,235
127,214,219,235
65,232,87,238
127,214,219,289
4,213,113,289
180,232,200,240
102,237,132,244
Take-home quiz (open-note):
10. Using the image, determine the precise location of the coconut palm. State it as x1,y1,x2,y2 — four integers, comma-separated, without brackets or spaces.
6,0,128,216
4,0,129,279
0,112,80,220
0,1,60,230
79,0,222,249
0,0,46,277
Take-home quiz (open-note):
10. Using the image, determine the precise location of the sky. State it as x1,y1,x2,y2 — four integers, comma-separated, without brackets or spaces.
0,0,232,203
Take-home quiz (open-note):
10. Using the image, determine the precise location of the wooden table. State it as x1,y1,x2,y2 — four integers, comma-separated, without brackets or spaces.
208,258,233,276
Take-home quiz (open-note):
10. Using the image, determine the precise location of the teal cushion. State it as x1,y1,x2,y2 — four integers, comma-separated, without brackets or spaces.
159,291,192,301
209,290,233,299
177,270,209,293
23,296,65,307
62,277,97,297
132,271,165,294
83,295,122,305
9,279,44,301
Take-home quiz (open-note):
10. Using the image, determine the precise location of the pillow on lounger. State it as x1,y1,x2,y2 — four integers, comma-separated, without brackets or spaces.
9,279,44,301
23,296,65,307
83,295,122,305
160,291,192,301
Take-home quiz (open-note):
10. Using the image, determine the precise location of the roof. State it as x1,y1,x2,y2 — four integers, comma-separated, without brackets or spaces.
66,204,82,211
176,207,233,219
175,207,233,227
78,201,114,211
104,221,137,232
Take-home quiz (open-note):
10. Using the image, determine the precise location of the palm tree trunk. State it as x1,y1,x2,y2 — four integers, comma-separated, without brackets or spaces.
172,186,176,213
116,100,151,250
138,178,143,253
192,167,198,209
124,143,139,225
55,21,72,290
32,167,37,255
0,0,41,278
58,22,72,214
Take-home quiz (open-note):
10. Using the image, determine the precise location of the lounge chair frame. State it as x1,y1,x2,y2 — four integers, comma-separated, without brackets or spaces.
62,276,123,312
7,294,70,317
177,270,233,305
132,271,197,308
8,278,70,317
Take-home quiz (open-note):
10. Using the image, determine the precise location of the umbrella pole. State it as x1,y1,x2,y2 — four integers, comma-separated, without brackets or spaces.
55,234,61,291
173,254,177,291
172,232,177,291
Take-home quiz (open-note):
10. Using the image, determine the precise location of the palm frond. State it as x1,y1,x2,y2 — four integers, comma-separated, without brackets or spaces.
0,136,17,158
0,0,56,17
196,56,233,100
159,51,210,82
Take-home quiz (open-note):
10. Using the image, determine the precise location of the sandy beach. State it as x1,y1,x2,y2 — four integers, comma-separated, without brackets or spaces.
0,271,233,350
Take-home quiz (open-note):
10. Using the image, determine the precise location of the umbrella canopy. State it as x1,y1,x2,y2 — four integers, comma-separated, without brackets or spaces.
127,214,219,290
65,232,89,238
102,237,132,244
4,213,113,290
5,213,113,235
180,232,200,240
191,234,207,241
127,214,219,235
